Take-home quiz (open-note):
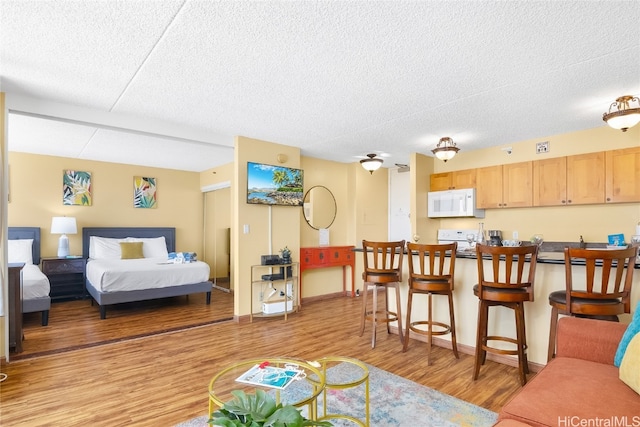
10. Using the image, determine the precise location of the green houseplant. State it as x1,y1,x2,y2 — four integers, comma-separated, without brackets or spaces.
209,389,332,427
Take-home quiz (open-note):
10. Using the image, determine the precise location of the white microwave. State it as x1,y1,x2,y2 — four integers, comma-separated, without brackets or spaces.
427,188,485,218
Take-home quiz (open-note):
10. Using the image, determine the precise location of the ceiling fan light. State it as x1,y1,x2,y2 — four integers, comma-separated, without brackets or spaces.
603,96,640,132
431,137,460,162
360,154,383,174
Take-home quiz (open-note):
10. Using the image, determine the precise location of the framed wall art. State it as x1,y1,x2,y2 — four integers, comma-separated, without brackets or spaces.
63,170,92,206
133,176,157,209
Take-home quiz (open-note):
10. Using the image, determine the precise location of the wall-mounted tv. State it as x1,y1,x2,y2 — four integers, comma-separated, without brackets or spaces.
247,162,304,206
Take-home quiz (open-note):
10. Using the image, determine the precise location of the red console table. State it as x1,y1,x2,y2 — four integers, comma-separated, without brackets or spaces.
300,246,356,302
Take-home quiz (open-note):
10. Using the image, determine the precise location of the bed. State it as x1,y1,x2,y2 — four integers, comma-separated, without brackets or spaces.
8,227,51,326
82,227,212,319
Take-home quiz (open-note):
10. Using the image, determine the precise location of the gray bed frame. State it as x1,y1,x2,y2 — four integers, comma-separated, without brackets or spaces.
8,227,50,326
82,227,212,319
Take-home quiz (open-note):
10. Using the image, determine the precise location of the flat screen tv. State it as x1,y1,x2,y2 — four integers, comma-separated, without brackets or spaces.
247,162,304,206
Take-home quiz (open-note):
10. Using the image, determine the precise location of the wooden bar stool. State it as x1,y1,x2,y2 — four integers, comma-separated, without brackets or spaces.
547,245,637,361
359,240,405,348
403,242,459,366
473,243,538,386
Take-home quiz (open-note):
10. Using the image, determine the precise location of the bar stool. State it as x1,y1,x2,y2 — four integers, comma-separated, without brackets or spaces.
359,239,405,348
473,243,538,386
403,242,459,366
547,245,637,361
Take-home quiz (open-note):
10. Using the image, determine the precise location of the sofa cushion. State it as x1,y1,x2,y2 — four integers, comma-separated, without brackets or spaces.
499,357,640,427
620,333,640,394
614,304,640,367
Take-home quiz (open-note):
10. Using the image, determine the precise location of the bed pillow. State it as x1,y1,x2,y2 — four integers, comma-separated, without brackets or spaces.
619,333,640,395
120,242,144,259
8,239,34,264
126,236,168,258
90,236,124,259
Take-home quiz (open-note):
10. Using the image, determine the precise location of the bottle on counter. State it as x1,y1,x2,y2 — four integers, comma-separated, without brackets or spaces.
477,222,486,245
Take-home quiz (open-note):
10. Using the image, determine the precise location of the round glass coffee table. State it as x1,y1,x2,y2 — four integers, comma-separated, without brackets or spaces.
208,357,326,420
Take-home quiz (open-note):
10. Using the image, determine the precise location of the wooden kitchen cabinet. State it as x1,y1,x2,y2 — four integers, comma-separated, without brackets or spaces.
476,162,532,209
533,152,605,206
605,146,640,203
430,169,476,191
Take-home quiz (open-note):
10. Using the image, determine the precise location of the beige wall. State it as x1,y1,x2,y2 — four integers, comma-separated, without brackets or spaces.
233,137,302,317
7,152,205,256
1,93,6,358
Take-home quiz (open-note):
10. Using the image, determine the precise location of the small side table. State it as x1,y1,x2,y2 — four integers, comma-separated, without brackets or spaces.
41,257,87,301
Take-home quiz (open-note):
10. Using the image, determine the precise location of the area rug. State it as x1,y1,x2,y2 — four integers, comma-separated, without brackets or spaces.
176,362,497,426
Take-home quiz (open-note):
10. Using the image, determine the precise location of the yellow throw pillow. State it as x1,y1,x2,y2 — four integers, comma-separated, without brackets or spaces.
620,333,640,395
120,242,144,260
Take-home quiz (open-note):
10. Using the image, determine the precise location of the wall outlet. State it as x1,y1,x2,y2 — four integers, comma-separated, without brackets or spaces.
536,141,549,154
513,231,519,239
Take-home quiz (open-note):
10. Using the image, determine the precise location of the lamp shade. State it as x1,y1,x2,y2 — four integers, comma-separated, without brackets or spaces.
51,217,77,257
51,217,77,234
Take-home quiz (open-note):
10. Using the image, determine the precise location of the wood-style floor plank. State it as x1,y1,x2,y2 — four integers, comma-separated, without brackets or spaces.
1,293,526,426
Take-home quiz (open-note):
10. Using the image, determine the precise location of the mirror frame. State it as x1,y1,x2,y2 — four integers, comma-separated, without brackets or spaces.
302,185,337,230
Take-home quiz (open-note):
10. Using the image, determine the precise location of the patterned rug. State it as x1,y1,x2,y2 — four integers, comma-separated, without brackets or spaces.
176,362,497,426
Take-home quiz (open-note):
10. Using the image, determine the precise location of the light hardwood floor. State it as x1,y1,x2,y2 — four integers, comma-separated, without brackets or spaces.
1,292,526,426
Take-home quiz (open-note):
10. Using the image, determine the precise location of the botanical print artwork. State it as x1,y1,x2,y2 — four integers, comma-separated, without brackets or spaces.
133,176,157,209
63,170,92,206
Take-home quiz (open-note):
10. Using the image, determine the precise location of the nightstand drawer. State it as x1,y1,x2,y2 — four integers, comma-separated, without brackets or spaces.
41,258,87,300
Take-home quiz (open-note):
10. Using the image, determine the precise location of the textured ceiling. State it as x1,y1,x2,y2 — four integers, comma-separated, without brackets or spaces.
1,0,639,172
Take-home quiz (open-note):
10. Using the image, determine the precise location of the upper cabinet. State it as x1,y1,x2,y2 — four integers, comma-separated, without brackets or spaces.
476,162,532,209
430,147,639,210
429,169,476,191
533,152,605,206
605,146,640,203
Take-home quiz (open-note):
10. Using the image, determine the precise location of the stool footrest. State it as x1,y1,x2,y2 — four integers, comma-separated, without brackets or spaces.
482,335,528,356
365,310,398,323
409,321,451,336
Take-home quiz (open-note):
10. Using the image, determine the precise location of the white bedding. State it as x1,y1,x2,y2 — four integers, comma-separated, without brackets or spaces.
86,258,210,293
22,264,50,300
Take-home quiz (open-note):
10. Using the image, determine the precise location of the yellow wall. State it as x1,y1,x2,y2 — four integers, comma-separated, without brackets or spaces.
233,137,302,317
7,152,205,256
422,126,640,243
1,93,6,358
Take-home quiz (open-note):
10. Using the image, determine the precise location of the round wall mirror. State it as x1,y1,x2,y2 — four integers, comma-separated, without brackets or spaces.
302,185,337,230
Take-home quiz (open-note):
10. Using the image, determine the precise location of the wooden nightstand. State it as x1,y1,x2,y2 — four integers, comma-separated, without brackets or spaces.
41,257,87,301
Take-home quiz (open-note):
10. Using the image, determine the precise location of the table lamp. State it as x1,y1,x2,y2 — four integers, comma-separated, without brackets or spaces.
51,216,77,257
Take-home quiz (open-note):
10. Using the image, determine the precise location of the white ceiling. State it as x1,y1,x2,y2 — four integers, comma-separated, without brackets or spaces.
1,1,639,172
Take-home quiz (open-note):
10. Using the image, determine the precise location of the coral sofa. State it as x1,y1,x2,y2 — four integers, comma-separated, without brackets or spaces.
497,316,640,426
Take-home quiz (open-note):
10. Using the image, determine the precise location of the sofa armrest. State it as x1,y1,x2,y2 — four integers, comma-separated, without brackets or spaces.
555,316,627,365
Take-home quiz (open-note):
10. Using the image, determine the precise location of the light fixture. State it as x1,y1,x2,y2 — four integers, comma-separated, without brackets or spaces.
51,216,77,257
360,153,383,174
603,95,640,132
432,137,459,162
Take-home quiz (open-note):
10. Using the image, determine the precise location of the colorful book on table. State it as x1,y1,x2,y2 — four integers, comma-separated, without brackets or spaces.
235,363,304,390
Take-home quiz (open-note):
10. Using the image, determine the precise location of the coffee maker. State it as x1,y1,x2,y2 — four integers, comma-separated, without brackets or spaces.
488,230,503,246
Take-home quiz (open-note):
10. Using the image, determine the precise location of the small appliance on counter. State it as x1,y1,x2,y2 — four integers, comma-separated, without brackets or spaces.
488,230,503,246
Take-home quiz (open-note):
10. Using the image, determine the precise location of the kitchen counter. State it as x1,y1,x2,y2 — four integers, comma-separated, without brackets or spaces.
353,244,640,367
453,247,640,268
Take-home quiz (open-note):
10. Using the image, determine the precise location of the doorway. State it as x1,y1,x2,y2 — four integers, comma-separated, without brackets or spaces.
203,186,233,292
